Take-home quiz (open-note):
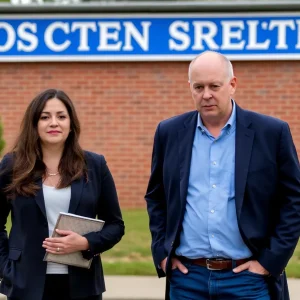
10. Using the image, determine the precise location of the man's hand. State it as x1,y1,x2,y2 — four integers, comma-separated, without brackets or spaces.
160,257,188,274
42,229,89,254
233,260,269,276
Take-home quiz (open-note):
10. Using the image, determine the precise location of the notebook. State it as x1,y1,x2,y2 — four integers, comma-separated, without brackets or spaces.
43,212,105,269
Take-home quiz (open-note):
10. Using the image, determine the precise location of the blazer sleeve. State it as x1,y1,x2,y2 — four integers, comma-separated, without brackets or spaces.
82,155,124,259
0,154,12,278
145,123,167,277
258,122,300,277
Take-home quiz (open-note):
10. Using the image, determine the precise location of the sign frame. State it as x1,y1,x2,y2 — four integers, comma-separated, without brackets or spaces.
0,12,300,61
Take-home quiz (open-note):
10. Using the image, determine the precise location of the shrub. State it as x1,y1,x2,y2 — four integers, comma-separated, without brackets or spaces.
0,118,5,156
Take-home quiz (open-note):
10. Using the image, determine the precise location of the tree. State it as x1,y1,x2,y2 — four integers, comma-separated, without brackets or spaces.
0,118,5,157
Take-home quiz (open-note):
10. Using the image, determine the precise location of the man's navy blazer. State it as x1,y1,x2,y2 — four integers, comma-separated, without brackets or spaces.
145,105,300,300
0,151,124,300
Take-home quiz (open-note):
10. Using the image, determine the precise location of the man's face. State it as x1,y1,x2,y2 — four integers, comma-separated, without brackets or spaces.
189,59,237,124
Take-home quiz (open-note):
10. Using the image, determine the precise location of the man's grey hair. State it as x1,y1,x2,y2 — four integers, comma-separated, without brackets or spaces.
188,51,234,82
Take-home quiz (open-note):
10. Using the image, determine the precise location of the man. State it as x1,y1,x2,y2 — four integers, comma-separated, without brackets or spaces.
145,51,300,300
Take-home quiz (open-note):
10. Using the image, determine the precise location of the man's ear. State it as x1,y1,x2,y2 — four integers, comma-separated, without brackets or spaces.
188,80,193,92
230,77,237,95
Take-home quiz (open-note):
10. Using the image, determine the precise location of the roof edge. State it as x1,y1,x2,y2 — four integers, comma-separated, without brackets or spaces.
1,1,300,14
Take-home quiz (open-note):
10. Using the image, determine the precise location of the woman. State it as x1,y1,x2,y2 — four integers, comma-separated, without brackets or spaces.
0,89,124,300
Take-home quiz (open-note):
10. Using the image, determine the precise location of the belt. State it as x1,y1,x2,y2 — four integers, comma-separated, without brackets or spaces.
179,257,251,271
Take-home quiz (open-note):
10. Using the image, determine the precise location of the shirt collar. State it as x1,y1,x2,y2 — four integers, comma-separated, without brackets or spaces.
197,100,236,133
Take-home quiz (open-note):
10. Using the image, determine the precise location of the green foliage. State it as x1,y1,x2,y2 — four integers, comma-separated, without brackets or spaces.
0,118,5,156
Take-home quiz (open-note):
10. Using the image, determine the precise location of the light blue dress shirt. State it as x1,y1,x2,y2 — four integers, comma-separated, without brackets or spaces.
176,101,252,259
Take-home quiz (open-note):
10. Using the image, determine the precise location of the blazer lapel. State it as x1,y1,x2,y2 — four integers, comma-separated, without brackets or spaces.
68,176,84,214
178,111,198,206
235,106,255,218
35,178,47,219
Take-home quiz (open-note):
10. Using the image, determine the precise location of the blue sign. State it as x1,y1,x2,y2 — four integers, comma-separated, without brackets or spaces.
0,14,300,61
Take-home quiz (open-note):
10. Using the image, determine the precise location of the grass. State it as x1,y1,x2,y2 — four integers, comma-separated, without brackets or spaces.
101,209,156,275
4,210,300,277
286,243,300,278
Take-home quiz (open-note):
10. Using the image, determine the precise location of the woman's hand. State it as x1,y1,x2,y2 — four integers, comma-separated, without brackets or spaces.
42,229,89,254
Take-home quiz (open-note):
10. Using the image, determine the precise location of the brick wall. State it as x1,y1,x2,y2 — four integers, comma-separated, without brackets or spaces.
0,61,299,208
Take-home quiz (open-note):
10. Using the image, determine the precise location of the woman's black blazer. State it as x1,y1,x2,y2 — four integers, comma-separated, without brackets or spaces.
0,151,124,300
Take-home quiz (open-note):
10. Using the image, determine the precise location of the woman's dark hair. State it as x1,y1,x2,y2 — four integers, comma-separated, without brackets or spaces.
5,88,86,198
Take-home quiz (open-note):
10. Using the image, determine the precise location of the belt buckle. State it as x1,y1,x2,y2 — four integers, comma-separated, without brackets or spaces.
206,259,222,271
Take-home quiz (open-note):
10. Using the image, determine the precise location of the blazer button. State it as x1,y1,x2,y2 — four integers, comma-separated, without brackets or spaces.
171,241,174,247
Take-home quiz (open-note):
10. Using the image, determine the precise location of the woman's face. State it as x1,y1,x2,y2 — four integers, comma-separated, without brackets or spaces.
37,98,71,147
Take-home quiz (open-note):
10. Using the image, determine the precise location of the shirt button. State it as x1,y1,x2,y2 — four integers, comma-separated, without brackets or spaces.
212,235,214,238
212,184,216,188
211,210,215,213
212,161,217,165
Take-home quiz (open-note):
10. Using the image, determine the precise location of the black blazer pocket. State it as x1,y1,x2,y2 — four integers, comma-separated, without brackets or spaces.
248,164,276,176
246,166,278,197
247,166,277,183
3,248,22,281
8,249,22,261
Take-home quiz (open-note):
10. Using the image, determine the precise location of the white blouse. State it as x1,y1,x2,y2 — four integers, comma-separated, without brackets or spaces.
43,184,71,274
